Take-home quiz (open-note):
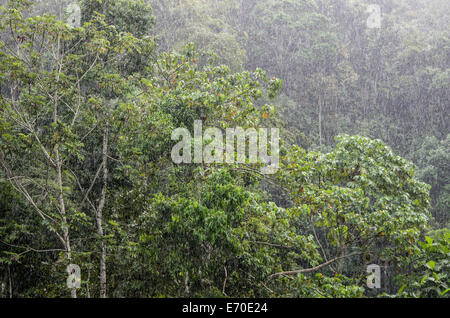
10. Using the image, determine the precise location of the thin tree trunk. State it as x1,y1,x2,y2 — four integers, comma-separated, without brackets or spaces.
8,265,12,298
55,151,76,298
319,94,323,146
97,123,108,298
337,246,346,274
86,263,91,298
52,21,77,298
54,90,76,297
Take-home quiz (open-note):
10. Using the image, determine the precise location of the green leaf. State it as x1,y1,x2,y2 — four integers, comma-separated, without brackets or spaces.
426,260,436,271
420,275,429,286
398,284,407,296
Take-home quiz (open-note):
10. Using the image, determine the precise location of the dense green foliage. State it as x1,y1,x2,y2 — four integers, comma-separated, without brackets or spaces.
0,0,448,298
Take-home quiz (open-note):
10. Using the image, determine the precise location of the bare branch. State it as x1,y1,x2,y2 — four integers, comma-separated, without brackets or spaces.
269,252,362,279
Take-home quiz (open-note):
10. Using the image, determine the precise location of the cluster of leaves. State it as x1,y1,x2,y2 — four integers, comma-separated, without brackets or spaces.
394,230,450,298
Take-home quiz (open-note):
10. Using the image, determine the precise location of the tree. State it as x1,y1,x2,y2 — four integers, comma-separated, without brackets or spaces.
0,0,153,297
409,135,450,227
150,0,246,71
274,135,431,294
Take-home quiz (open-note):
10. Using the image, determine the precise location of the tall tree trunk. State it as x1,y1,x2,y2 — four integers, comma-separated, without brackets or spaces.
52,21,77,298
319,94,323,146
97,123,109,298
54,82,76,298
8,265,12,298
56,150,76,298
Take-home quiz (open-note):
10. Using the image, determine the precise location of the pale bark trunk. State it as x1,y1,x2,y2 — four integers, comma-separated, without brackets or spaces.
54,75,76,297
8,265,12,298
319,94,323,146
56,152,76,298
337,246,346,274
97,123,109,298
